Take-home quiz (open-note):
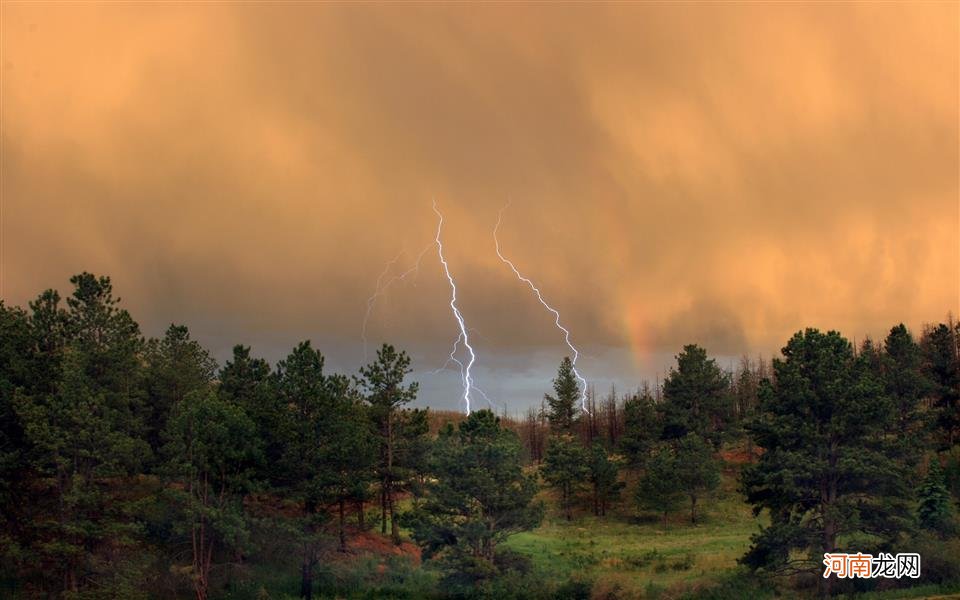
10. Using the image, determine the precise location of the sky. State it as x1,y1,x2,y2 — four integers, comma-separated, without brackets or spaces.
2,3,958,413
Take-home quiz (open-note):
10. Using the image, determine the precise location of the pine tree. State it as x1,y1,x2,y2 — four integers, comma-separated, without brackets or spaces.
161,390,260,600
921,323,960,449
661,345,729,447
874,325,931,477
542,434,588,520
636,445,683,526
218,344,281,481
587,443,623,516
394,407,431,504
273,341,336,599
619,388,660,469
545,357,580,433
357,344,418,544
403,410,542,584
13,274,150,593
17,348,150,593
674,433,720,524
322,376,377,554
740,329,912,596
918,457,954,535
143,324,218,456
27,289,68,397
0,303,32,527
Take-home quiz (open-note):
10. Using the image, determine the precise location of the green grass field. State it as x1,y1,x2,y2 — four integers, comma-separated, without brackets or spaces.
498,465,960,600
502,467,762,598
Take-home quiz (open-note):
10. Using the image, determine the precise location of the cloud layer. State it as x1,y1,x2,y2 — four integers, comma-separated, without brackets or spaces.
3,3,957,408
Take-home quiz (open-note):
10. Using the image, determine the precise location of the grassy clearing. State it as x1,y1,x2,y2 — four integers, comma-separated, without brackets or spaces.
503,466,762,596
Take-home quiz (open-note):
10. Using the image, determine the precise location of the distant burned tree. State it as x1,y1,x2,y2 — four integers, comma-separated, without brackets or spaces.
579,385,603,445
732,355,760,423
600,386,623,448
520,402,547,464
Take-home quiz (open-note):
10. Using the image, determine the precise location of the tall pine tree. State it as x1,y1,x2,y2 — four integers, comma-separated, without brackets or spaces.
357,344,418,544
741,329,912,595
661,345,729,447
404,410,542,584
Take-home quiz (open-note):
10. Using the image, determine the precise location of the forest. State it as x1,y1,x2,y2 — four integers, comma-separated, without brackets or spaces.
1,272,959,599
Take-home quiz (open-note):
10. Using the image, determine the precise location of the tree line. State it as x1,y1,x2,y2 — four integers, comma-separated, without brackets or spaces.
1,272,958,598
525,323,960,596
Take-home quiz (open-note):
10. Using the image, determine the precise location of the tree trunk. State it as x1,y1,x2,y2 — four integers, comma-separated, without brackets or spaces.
386,412,400,544
357,498,365,529
819,444,839,599
388,486,400,544
300,557,314,600
690,495,698,524
820,515,838,598
380,485,387,535
301,500,317,600
339,498,347,553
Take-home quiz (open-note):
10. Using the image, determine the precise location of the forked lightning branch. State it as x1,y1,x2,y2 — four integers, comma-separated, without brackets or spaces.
362,201,593,415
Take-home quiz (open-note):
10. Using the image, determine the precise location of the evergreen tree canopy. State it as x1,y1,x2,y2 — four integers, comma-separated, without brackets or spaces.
542,433,588,521
404,410,542,579
11,274,151,593
661,344,729,446
587,442,624,517
619,390,660,468
741,329,912,592
921,323,960,449
0,303,32,510
143,324,218,455
218,344,281,476
918,457,954,535
636,445,684,526
357,344,419,543
545,357,580,433
161,389,261,600
673,433,720,524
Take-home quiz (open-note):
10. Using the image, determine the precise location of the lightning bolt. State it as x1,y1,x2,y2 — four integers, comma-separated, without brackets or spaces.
433,200,477,414
494,203,590,414
429,331,505,412
361,243,433,363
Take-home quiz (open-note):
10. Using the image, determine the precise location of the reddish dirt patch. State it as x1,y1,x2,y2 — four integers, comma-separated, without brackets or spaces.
720,446,763,465
243,494,421,565
341,527,421,565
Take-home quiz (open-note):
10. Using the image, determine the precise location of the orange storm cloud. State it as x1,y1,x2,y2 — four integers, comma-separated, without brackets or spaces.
2,3,957,379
